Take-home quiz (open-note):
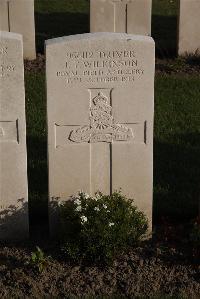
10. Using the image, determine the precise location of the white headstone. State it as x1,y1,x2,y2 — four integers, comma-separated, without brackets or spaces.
90,0,152,35
0,31,29,239
0,0,9,31
46,33,155,235
0,0,36,60
178,0,200,55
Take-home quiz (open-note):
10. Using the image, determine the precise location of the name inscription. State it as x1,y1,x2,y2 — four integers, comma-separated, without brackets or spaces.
56,49,144,85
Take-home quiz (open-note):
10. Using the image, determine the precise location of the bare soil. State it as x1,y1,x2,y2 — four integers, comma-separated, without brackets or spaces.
0,223,199,299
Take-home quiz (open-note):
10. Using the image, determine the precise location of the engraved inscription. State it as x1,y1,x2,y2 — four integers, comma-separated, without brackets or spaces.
0,127,4,136
56,49,144,85
0,46,8,55
69,92,133,143
0,64,15,77
0,44,16,77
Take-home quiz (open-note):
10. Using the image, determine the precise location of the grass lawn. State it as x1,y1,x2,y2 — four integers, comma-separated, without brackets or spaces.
27,0,200,232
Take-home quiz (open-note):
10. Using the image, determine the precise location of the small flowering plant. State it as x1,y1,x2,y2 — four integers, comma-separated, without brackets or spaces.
60,191,148,263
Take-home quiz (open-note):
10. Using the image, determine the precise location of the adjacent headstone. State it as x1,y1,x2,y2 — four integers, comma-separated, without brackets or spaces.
178,0,200,55
0,31,29,239
46,33,155,235
90,0,152,35
0,0,36,60
0,0,9,31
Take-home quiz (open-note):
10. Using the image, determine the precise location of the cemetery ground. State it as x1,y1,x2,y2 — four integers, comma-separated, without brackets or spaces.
0,0,200,298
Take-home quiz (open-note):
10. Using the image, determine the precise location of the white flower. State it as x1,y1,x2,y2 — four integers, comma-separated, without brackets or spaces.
109,222,114,227
107,210,110,213
58,201,64,207
75,205,82,212
94,206,100,212
78,191,90,199
74,198,81,206
103,204,107,209
80,216,88,224
78,190,84,196
95,193,101,200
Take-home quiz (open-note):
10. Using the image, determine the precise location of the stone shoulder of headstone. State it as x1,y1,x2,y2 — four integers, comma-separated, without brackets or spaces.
0,30,21,40
46,32,154,46
0,30,29,240
46,33,154,236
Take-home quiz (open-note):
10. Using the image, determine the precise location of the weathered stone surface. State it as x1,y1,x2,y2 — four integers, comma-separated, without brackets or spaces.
0,31,29,239
0,0,36,60
178,0,200,55
46,33,154,235
90,0,152,35
0,0,9,31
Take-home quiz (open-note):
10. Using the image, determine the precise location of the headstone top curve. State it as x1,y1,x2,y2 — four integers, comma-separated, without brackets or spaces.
46,32,154,46
0,31,22,40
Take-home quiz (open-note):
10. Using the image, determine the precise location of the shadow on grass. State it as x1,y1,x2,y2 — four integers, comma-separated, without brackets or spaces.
27,136,48,238
185,53,200,66
152,14,178,58
35,11,89,53
154,133,200,224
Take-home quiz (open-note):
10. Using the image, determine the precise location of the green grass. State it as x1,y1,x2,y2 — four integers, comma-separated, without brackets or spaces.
25,72,48,227
153,0,178,16
35,0,89,13
26,0,200,230
154,75,200,221
34,0,89,53
152,0,179,57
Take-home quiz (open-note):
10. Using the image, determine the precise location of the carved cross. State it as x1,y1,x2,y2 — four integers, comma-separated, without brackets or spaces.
69,89,135,143
55,88,146,147
0,120,19,143
55,88,147,194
